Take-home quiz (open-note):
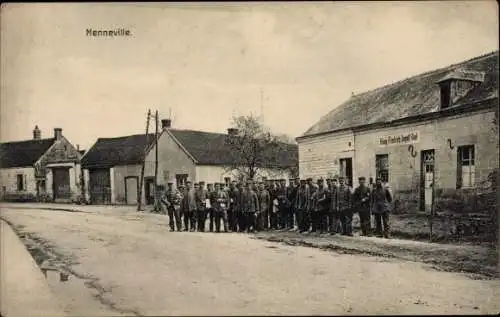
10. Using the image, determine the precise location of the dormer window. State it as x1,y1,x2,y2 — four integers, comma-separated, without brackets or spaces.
436,69,485,110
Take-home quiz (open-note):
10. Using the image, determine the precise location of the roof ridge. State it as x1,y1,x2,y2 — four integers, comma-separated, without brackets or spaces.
0,137,55,145
97,133,155,141
350,50,498,101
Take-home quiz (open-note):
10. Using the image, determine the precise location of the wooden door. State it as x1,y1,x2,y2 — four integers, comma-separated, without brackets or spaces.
89,169,111,204
420,150,435,212
144,177,155,205
125,177,138,205
53,168,71,199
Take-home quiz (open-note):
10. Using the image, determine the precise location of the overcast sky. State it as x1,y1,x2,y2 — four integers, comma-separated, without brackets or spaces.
1,2,498,150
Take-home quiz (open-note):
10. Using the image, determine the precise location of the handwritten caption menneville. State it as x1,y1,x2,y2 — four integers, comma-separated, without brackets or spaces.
86,28,132,37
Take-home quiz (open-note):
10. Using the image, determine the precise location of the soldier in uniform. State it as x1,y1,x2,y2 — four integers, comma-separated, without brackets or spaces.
371,177,393,238
241,179,259,233
161,181,182,232
268,180,279,230
328,178,339,235
286,178,297,230
236,181,245,232
258,181,271,230
182,181,198,232
228,181,239,232
195,181,208,232
295,179,310,233
307,179,319,233
277,179,288,230
315,178,329,234
336,177,353,236
213,183,229,232
353,176,372,236
206,183,216,232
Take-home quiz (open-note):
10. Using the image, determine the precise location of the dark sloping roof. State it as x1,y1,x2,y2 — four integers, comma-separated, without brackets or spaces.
302,51,499,137
81,134,155,168
169,129,298,168
0,138,55,168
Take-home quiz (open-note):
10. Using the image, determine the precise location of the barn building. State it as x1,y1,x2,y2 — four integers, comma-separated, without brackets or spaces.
0,126,83,202
81,119,298,205
297,51,498,213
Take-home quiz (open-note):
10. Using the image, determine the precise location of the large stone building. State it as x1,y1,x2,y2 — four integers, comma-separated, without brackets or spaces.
81,119,297,205
297,51,498,213
0,126,83,202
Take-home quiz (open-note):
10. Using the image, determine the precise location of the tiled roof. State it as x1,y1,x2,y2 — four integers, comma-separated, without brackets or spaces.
81,134,155,168
0,138,55,168
301,51,499,137
169,129,298,168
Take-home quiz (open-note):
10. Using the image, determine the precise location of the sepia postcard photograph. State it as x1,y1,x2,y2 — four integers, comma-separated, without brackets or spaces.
0,1,498,316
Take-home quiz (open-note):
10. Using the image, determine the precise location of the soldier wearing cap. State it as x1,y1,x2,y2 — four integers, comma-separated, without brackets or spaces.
276,179,287,230
258,181,271,230
195,181,208,232
182,181,198,231
227,180,240,232
206,183,216,232
212,182,229,232
161,181,183,232
371,177,393,238
315,178,330,234
353,176,372,236
334,177,353,236
286,178,297,230
241,179,259,233
328,177,340,234
268,180,279,230
295,179,310,232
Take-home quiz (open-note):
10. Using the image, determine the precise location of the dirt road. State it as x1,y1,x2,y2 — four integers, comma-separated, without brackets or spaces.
1,206,498,316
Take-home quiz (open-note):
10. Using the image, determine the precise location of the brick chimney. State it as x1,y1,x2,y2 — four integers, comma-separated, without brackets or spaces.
33,125,41,140
227,128,239,136
54,128,62,140
161,119,172,130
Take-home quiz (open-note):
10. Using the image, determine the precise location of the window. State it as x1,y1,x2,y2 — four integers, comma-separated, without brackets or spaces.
376,154,389,183
175,174,188,188
224,177,231,186
457,145,475,188
440,81,451,109
17,174,25,191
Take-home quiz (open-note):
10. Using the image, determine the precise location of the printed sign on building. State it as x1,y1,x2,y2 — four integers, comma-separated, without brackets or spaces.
378,131,419,147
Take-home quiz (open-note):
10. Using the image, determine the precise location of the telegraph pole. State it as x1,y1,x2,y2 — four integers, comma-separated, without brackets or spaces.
154,110,159,212
137,109,151,211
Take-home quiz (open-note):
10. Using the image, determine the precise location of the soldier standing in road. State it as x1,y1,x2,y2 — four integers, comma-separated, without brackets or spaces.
315,178,329,234
307,179,319,233
287,178,298,231
371,177,393,238
295,179,310,233
183,181,197,232
258,181,271,230
213,183,229,233
353,176,372,236
328,178,340,235
337,177,353,236
241,179,259,233
277,179,288,230
268,180,279,230
161,181,183,232
196,181,208,232
206,183,216,232
228,181,239,232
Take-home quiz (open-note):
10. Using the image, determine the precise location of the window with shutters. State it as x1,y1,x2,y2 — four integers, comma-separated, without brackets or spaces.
175,174,188,188
16,174,25,191
457,145,475,188
224,177,231,186
375,154,389,183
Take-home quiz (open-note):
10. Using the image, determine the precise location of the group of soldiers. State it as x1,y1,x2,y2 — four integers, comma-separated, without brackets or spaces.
160,175,393,238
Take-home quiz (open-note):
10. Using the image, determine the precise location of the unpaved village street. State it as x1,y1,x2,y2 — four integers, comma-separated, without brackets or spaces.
1,206,499,316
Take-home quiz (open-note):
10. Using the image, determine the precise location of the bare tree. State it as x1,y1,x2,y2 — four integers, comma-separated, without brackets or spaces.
225,114,297,181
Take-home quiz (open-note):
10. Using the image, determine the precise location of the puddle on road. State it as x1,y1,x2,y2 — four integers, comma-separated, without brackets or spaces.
7,224,138,317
